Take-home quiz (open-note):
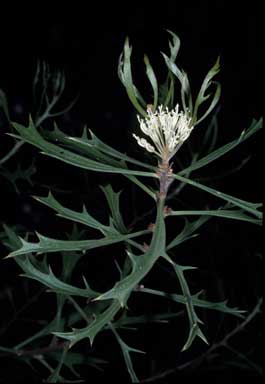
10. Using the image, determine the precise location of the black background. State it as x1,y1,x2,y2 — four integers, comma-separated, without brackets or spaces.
0,1,263,382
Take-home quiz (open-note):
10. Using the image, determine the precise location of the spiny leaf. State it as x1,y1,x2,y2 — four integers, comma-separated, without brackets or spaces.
163,254,208,351
182,323,208,351
42,123,156,197
167,215,210,251
33,191,113,234
94,199,166,307
10,119,157,178
54,300,121,347
137,287,245,318
109,323,144,383
180,117,263,175
66,128,155,171
100,185,127,233
0,161,36,193
15,255,98,298
6,228,150,258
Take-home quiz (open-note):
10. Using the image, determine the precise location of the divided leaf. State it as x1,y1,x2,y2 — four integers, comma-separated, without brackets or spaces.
10,119,157,178
15,255,98,298
33,191,113,235
7,228,150,258
180,118,263,175
94,199,166,307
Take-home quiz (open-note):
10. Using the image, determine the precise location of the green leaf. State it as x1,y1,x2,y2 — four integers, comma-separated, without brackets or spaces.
169,208,261,225
118,38,147,116
144,55,158,110
193,57,221,126
14,316,65,350
54,300,121,347
42,122,113,165
161,53,192,113
94,199,166,307
166,30,181,62
0,160,36,193
33,191,113,234
6,229,150,258
125,173,156,200
159,72,175,108
167,216,210,251
49,350,107,377
66,127,155,171
138,287,245,318
161,53,183,84
172,173,262,219
201,108,219,154
114,310,184,327
109,323,144,383
163,255,208,351
100,185,127,233
15,255,98,298
46,344,68,383
10,119,157,178
180,117,263,175
42,123,156,198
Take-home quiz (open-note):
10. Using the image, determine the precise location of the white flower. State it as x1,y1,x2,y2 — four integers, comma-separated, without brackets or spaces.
133,104,193,161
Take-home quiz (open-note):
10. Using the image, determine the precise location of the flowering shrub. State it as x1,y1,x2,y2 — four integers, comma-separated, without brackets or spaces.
0,31,262,382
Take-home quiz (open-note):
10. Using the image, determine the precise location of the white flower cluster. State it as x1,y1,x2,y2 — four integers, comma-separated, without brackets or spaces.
133,105,193,161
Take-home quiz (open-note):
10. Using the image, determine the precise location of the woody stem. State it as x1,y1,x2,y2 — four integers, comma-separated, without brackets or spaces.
157,159,173,200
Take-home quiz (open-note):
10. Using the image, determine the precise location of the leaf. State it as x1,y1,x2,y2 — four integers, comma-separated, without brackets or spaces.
163,255,208,351
66,127,155,171
118,38,147,116
94,198,166,307
15,255,98,298
125,173,156,200
46,345,69,383
42,124,156,197
6,227,150,258
172,173,262,219
114,310,184,327
193,57,221,126
109,323,144,383
200,107,219,154
10,119,157,178
169,208,261,225
0,161,36,193
100,185,127,233
167,216,210,251
180,117,263,175
33,191,113,234
138,287,245,318
161,53,183,84
53,300,121,347
14,316,65,350
2,224,23,250
49,350,107,377
159,72,175,108
144,55,158,110
161,53,192,113
166,30,181,62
